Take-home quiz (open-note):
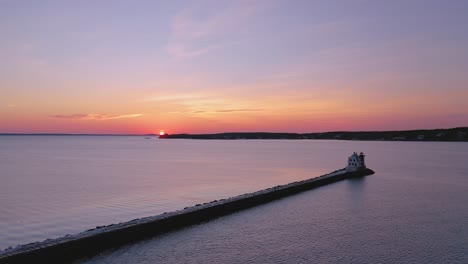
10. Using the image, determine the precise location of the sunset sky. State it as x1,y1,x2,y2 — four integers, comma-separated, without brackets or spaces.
1,0,467,134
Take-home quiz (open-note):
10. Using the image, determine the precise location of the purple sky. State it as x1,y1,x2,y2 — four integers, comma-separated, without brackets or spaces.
1,0,468,133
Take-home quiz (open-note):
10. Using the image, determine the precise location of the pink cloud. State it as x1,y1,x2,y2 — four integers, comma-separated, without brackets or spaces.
50,113,143,120
214,108,264,113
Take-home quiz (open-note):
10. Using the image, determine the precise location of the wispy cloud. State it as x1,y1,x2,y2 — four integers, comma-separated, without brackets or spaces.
171,108,264,114
144,93,224,108
51,114,89,120
7,104,16,107
166,0,275,59
105,114,143,120
144,93,206,102
258,72,305,80
50,113,143,120
144,93,265,115
215,108,264,113
166,44,213,59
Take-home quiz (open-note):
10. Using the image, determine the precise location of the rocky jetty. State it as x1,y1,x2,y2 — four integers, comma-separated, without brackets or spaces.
0,168,374,264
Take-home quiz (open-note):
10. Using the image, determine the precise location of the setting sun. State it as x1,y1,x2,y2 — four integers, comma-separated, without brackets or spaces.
159,131,165,136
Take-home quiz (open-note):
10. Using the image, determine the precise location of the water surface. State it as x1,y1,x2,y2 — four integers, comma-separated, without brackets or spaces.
1,137,467,263
1,136,348,249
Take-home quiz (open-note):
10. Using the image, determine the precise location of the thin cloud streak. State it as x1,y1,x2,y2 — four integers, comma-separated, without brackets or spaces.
215,108,264,113
50,113,143,120
144,93,206,102
166,0,275,59
167,45,213,59
167,108,264,114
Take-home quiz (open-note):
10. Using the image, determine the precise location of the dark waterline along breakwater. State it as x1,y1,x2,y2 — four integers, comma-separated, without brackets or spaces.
0,168,374,264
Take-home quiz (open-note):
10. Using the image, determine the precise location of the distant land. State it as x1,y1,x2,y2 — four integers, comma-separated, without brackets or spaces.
0,134,150,136
165,127,468,142
1,127,467,141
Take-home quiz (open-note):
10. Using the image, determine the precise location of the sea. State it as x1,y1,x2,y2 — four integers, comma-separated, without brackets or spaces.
1,136,467,263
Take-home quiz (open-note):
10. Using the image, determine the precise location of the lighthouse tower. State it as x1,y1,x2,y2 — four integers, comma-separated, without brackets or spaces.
359,152,365,167
346,152,366,171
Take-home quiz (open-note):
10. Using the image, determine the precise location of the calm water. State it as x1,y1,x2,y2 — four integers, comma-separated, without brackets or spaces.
1,137,468,263
1,136,349,249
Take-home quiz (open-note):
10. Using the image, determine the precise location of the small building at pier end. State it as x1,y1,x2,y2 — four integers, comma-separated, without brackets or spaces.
346,152,366,171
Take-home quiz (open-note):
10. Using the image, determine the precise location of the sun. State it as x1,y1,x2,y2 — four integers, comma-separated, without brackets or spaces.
159,131,165,136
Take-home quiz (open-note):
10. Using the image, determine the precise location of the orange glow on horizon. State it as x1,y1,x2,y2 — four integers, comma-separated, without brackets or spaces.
1,2,468,135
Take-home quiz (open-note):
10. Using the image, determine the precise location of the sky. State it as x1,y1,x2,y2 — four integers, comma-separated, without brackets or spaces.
1,0,468,134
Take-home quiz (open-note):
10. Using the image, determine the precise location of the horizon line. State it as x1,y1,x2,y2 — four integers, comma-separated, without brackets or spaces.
1,127,467,136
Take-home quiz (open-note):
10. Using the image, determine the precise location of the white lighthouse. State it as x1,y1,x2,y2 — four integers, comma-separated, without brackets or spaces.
346,152,366,171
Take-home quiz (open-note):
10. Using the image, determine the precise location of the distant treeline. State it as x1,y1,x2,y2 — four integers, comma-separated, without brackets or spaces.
166,127,468,141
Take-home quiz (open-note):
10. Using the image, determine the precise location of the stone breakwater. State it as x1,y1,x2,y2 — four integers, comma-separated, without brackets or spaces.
0,168,374,264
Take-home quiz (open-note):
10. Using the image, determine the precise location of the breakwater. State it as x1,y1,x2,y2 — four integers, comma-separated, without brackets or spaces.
0,168,374,264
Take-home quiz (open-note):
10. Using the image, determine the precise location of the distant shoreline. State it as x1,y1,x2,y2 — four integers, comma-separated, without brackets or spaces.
0,133,152,136
1,127,467,141
165,127,468,142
